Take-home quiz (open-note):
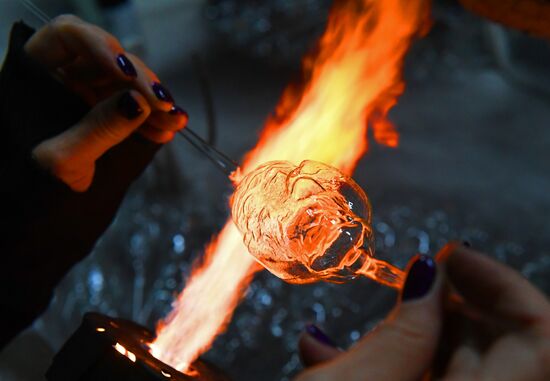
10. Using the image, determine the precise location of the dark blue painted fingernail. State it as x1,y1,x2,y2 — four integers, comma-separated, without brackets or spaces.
401,255,436,302
462,241,471,247
169,105,188,118
116,54,137,77
117,92,143,120
305,324,336,347
152,82,174,103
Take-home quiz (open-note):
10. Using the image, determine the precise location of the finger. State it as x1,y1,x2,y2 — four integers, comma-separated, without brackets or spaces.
298,325,342,367
343,255,443,381
442,243,550,326
32,90,150,191
146,107,189,132
432,286,497,378
65,81,128,106
444,345,481,380
59,59,120,104
138,125,176,144
63,52,178,113
25,15,136,81
84,82,130,105
125,53,175,112
60,56,113,86
24,15,86,68
72,89,151,159
26,14,175,113
480,334,550,381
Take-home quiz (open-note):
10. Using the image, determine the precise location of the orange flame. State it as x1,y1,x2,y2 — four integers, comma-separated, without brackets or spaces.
152,0,430,371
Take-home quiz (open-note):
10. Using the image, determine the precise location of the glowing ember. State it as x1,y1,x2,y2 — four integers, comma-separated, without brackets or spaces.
232,160,403,287
114,342,137,363
152,0,430,371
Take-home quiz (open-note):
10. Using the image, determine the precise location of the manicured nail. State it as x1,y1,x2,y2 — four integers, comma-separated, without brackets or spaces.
117,92,143,120
169,105,188,118
401,255,436,301
462,241,471,247
116,54,137,77
152,82,174,103
305,324,336,347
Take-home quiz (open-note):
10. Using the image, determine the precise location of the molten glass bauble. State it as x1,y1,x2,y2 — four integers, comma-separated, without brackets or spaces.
231,160,404,288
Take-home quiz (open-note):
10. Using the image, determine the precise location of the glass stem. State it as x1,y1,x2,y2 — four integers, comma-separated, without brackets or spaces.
357,257,405,289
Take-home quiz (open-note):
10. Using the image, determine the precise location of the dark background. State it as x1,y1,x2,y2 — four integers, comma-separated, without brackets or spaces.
0,0,549,380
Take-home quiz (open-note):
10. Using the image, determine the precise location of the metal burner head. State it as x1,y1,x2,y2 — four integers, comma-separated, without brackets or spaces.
46,312,230,381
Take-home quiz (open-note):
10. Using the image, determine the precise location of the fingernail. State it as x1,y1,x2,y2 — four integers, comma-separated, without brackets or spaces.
152,82,174,103
116,54,137,78
118,92,143,120
169,105,188,118
462,241,471,247
401,255,436,302
305,324,336,347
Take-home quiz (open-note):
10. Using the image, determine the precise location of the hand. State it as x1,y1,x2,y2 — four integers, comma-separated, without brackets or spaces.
295,244,550,381
436,244,550,380
26,15,188,191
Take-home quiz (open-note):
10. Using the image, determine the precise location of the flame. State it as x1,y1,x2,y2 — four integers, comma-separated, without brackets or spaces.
152,0,430,371
150,227,259,371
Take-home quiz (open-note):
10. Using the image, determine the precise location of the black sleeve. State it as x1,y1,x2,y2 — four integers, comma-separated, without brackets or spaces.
0,22,161,348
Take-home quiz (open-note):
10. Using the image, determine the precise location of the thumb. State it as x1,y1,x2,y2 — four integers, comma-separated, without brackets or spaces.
32,90,150,191
298,324,342,367
71,90,151,160
345,255,443,381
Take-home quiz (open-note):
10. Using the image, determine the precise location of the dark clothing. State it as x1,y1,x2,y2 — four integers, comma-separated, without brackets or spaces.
0,22,160,348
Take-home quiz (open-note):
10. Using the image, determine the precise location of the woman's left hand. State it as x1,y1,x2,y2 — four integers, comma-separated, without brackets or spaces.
295,243,550,381
296,253,444,381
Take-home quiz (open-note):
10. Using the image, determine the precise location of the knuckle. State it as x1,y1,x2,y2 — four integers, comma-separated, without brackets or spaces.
90,112,124,143
33,137,76,181
388,316,434,350
45,149,95,191
46,151,77,181
94,27,121,50
49,159,75,184
52,14,81,31
34,143,68,178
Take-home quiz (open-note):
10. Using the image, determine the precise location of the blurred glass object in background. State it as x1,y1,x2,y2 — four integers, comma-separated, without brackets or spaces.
484,22,550,97
205,0,332,66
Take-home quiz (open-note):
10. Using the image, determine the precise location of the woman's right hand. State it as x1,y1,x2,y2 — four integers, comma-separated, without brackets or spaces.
26,15,188,191
296,243,550,381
